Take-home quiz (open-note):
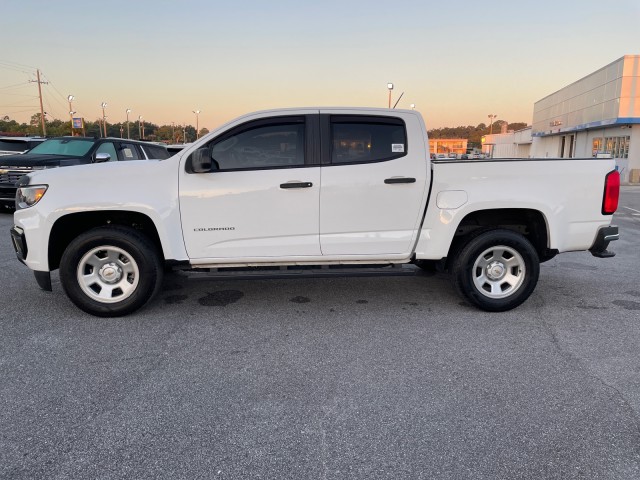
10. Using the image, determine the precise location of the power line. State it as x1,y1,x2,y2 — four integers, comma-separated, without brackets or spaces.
41,73,71,114
0,81,31,91
0,60,36,74
0,92,38,97
0,108,37,116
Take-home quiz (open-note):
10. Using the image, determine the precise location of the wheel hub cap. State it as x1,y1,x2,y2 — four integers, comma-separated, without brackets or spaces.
471,245,527,300
99,263,122,283
486,261,506,280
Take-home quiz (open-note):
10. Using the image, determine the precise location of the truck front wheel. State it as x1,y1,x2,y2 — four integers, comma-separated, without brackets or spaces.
452,229,539,311
59,226,163,317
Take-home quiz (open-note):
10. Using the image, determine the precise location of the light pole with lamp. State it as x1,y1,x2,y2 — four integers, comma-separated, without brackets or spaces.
101,102,108,137
69,110,76,134
488,114,497,135
193,110,200,139
67,95,74,135
387,83,394,109
138,115,144,140
126,109,131,139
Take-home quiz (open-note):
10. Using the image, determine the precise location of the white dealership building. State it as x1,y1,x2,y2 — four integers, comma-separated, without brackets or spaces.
484,55,640,183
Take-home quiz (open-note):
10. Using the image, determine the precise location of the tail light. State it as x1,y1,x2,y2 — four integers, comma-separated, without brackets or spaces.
602,169,620,215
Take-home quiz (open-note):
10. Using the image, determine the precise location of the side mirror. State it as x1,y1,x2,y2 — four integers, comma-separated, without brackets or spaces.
94,152,111,163
187,148,213,173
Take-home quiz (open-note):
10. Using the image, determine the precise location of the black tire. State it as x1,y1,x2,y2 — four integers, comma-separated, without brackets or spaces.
59,226,163,317
452,229,539,312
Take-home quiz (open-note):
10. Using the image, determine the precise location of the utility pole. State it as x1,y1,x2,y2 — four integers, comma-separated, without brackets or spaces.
29,69,48,136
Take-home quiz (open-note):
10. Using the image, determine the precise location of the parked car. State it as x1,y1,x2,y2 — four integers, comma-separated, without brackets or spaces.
0,136,46,156
11,107,619,316
0,137,170,207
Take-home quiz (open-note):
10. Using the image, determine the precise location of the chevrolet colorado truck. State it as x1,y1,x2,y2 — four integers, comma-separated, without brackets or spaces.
10,108,620,316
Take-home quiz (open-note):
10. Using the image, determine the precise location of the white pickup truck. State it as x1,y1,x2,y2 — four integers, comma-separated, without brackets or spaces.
10,108,620,317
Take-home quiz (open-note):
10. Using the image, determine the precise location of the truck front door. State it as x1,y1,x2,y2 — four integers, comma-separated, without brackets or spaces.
179,115,321,259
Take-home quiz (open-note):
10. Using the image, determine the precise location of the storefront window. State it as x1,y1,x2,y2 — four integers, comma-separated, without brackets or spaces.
592,136,629,158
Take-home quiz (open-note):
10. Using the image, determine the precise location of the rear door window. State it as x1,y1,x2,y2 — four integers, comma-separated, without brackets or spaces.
329,116,407,164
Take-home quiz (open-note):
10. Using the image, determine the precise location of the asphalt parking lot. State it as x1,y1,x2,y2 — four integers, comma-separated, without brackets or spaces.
1,187,640,479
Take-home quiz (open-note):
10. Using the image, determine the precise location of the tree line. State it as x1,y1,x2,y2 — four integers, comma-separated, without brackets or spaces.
0,114,209,143
1,114,527,148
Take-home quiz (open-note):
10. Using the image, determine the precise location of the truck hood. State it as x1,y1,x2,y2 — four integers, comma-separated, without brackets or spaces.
26,158,167,187
0,154,84,168
24,158,180,220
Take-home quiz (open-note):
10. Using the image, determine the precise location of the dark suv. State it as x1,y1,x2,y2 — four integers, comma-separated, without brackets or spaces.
0,137,170,207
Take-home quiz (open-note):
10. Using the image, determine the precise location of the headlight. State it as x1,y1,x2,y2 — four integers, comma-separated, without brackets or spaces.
16,185,48,210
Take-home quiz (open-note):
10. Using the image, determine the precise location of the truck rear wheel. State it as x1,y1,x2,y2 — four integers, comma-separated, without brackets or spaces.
59,226,163,317
452,229,539,311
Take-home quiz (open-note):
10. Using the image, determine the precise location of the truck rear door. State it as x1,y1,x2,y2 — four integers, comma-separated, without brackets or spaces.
318,111,430,256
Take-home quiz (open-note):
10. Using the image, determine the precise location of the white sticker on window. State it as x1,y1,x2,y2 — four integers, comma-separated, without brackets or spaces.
392,144,405,153
123,148,133,158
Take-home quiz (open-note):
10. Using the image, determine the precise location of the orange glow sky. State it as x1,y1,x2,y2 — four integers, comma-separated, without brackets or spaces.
1,0,639,130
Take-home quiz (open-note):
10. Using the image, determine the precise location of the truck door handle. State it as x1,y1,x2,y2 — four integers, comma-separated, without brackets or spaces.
280,182,313,189
384,177,416,184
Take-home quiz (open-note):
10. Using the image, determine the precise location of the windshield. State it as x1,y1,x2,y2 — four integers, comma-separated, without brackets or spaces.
28,138,94,157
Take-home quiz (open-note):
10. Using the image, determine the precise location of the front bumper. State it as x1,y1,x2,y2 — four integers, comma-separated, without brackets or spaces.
11,225,52,291
10,226,27,263
589,225,619,258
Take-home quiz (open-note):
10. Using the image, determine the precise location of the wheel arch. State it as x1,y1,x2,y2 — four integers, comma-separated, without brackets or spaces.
48,210,164,271
447,208,555,265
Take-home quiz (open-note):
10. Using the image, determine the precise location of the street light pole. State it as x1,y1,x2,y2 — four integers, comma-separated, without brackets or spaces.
192,110,200,139
101,102,108,137
387,83,394,109
67,95,74,135
138,115,144,140
126,109,131,139
488,114,497,135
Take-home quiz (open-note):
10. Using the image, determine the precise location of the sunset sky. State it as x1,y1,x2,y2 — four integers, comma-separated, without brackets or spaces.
1,0,639,130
